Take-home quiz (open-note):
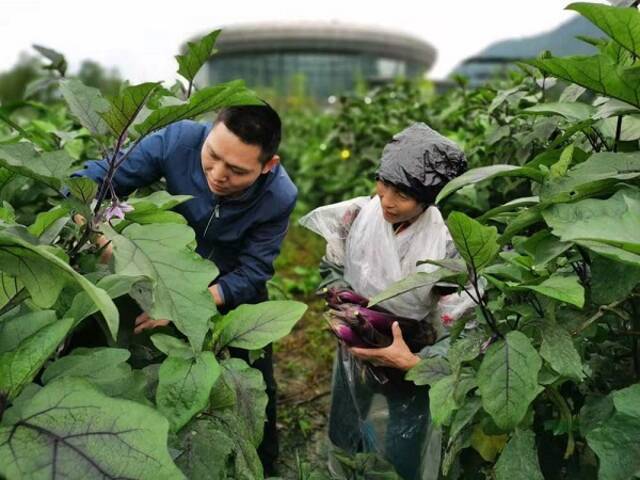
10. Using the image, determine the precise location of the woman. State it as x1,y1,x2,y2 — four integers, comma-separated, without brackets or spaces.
300,123,474,480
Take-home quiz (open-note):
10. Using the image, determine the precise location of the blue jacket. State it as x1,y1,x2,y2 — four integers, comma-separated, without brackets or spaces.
77,120,297,309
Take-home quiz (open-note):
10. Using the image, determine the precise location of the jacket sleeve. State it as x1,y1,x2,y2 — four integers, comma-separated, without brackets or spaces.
216,199,296,308
74,124,176,196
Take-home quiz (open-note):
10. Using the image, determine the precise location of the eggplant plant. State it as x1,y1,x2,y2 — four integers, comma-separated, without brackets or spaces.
0,31,307,479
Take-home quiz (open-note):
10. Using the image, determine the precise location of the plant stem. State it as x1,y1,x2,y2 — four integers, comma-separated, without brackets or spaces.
69,131,132,260
573,299,626,335
591,127,610,152
0,287,28,317
631,299,640,380
614,115,623,153
0,392,7,421
546,386,575,459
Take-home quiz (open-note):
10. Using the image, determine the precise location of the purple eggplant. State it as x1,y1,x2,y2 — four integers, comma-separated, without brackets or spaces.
323,287,369,309
332,322,368,347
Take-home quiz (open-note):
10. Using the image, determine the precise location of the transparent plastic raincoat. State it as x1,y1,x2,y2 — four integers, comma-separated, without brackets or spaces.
299,123,474,480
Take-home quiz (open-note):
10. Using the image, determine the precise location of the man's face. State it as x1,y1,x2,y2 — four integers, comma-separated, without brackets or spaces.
201,122,278,196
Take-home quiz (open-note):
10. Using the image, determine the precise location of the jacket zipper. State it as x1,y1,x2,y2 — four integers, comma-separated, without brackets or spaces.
203,199,221,240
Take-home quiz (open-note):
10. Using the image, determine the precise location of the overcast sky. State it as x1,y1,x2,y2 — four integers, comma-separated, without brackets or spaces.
1,0,606,83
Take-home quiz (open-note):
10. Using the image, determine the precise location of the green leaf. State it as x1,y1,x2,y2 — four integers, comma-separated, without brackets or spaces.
0,316,74,400
449,331,485,374
437,165,543,204
65,176,98,203
42,347,128,384
470,424,507,462
518,274,585,308
569,2,640,57
41,347,148,403
447,211,500,271
591,253,640,305
0,377,184,480
151,333,194,359
0,143,74,190
495,429,544,480
134,80,260,137
217,300,307,350
220,358,268,446
129,191,193,210
559,83,587,103
579,240,640,267
173,411,262,480
0,273,20,311
0,201,15,223
27,206,69,239
65,273,145,327
176,30,220,84
598,114,640,141
523,102,595,121
405,356,451,386
118,191,192,228
500,206,545,244
478,196,539,223
529,54,640,109
0,226,118,334
519,230,571,268
172,416,236,480
449,396,482,442
368,267,466,307
580,394,615,438
156,350,220,432
593,96,639,120
59,79,110,136
539,321,585,381
33,44,67,75
586,384,640,480
102,82,161,137
109,223,218,351
0,309,56,353
550,144,575,179
430,372,476,426
540,152,640,203
477,331,543,430
543,187,640,255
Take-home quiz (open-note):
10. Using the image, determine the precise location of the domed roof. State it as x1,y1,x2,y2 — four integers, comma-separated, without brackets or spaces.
198,21,436,67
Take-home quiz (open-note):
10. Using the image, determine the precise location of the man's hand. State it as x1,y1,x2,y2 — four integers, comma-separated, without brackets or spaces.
209,284,224,307
349,322,421,371
134,311,170,334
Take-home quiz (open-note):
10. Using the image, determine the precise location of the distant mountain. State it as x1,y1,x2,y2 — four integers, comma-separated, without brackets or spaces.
450,16,603,83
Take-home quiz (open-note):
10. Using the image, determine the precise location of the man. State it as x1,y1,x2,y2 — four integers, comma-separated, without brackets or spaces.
77,104,295,474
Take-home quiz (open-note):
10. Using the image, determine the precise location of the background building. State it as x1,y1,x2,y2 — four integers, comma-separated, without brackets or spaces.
196,22,436,101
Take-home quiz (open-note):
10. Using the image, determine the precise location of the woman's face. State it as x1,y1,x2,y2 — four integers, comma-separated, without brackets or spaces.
376,180,425,224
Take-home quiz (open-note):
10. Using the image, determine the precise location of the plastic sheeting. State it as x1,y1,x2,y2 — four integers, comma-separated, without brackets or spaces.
376,123,467,205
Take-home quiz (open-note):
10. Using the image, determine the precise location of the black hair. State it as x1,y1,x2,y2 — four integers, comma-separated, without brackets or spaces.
215,104,282,165
376,174,439,207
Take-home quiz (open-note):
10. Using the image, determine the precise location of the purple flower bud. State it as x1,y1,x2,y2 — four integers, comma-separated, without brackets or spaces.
104,201,134,221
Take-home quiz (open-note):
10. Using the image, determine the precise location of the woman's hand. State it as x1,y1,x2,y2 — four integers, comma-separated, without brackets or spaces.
349,322,421,371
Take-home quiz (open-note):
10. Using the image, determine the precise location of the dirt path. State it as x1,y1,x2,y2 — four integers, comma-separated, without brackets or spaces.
273,297,335,478
269,226,336,478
